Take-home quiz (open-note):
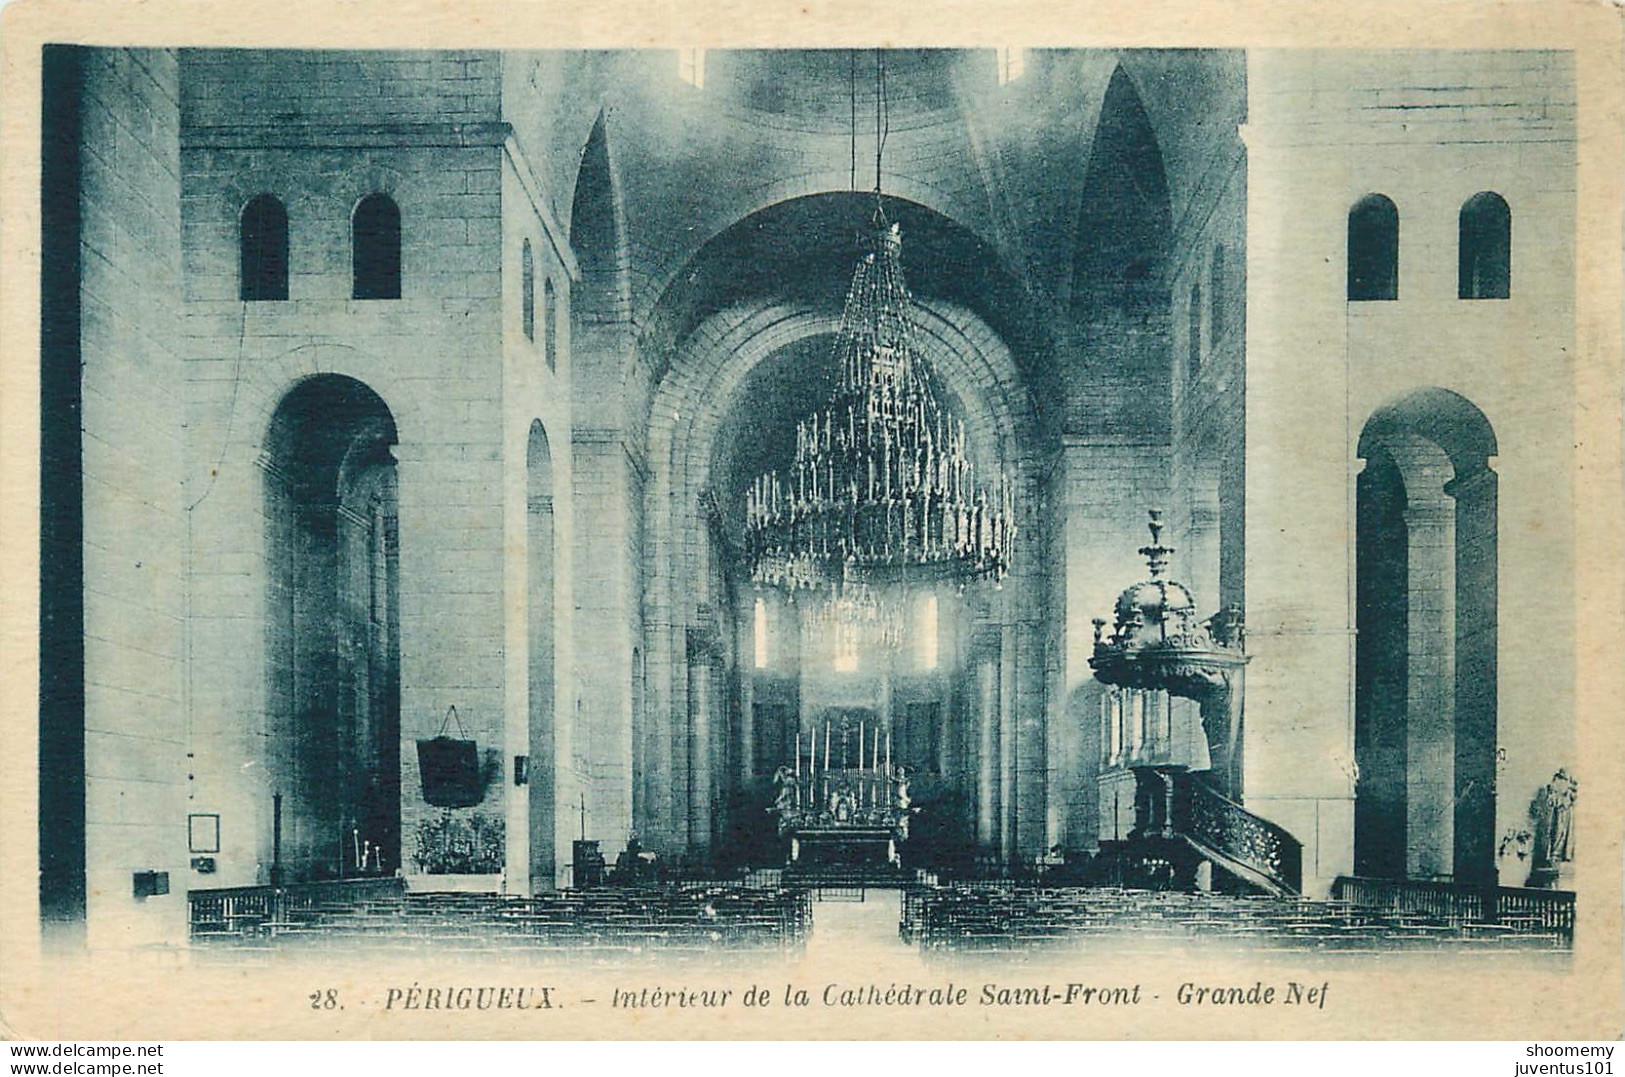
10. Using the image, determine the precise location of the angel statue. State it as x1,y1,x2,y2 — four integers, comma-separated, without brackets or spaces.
770,765,796,814
892,765,913,841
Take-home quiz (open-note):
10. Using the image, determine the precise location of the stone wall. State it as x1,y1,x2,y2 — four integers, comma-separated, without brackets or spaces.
1243,50,1575,893
51,49,1581,947
179,50,519,897
74,48,189,949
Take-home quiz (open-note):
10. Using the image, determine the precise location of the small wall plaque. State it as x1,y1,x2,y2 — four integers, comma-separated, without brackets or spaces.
188,813,220,854
132,871,169,898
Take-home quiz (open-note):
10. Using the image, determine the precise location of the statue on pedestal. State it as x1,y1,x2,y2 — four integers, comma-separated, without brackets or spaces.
892,766,912,841
770,766,796,814
1527,768,1576,888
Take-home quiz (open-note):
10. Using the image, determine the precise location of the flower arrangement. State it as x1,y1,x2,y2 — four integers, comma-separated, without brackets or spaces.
412,808,505,875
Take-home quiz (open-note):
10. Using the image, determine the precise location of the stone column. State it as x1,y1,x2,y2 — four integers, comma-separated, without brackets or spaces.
1400,476,1456,879
685,629,714,862
976,648,999,851
997,624,1020,861
1447,466,1497,884
1239,88,1358,896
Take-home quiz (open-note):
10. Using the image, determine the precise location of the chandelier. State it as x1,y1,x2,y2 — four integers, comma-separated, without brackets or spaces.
741,54,1015,618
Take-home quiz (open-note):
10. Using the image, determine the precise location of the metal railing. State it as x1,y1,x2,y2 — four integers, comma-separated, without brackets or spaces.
1174,772,1303,894
189,876,405,936
1333,875,1574,941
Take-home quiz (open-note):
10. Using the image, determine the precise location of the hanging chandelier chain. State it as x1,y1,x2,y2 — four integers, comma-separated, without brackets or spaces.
874,48,883,196
849,49,858,193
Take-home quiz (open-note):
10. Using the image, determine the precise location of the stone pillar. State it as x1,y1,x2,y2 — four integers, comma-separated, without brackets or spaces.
525,488,555,894
1394,445,1456,879
1447,466,1498,884
976,649,999,850
1239,88,1358,896
685,632,713,862
999,624,1018,861
568,435,637,868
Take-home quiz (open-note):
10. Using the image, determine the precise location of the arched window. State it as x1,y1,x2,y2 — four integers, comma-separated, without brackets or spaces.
543,278,557,371
753,597,769,669
678,49,705,88
1348,194,1399,301
1459,191,1510,300
352,193,401,300
1209,244,1228,343
916,593,939,670
240,194,288,301
1187,280,1202,379
521,240,536,341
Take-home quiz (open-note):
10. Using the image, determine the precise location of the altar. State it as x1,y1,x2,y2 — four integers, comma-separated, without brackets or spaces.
791,828,896,869
768,715,914,870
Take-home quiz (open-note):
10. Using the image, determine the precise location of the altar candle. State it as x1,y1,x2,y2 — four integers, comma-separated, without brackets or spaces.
824,723,830,773
885,731,891,774
795,730,801,779
873,727,880,771
859,721,865,773
353,828,361,869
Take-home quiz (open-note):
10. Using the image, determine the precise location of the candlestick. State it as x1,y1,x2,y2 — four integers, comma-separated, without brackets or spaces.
886,730,891,774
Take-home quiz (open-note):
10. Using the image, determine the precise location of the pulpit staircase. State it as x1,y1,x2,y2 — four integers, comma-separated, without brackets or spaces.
1102,767,1302,897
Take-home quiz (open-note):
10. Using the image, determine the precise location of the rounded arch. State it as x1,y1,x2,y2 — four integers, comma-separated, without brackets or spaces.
1354,387,1498,886
525,419,559,891
630,175,1019,346
1358,387,1498,478
640,296,1045,861
1459,190,1511,300
352,192,402,300
239,193,289,302
1348,193,1400,301
239,346,412,472
262,374,401,881
636,193,1055,406
264,374,398,492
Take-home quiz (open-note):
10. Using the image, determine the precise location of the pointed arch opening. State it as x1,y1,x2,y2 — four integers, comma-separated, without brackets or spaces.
263,375,400,881
569,110,633,345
